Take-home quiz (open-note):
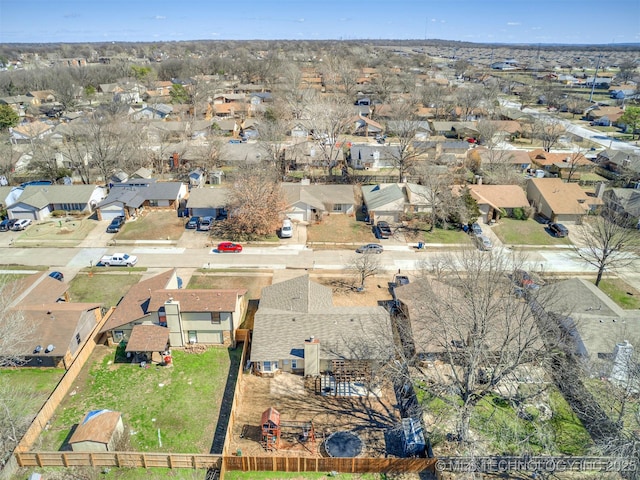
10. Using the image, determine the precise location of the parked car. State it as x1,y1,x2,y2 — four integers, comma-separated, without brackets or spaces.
280,218,293,238
356,243,384,254
186,216,200,229
376,221,392,239
198,216,213,231
106,216,125,233
474,234,493,251
99,253,138,267
11,219,32,231
217,241,243,253
469,222,483,236
512,269,540,290
548,223,569,238
48,271,64,281
0,219,17,231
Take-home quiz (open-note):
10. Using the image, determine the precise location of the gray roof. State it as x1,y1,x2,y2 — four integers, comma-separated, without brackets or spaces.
539,278,640,358
281,184,356,211
8,185,102,209
251,275,392,362
361,183,407,211
350,144,401,161
98,181,183,209
185,187,230,209
606,188,640,217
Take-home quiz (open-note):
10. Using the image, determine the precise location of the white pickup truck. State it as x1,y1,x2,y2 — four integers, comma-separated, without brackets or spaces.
99,253,138,267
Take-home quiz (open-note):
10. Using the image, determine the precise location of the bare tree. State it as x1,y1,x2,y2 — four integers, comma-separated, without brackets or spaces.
257,116,290,177
304,95,353,176
386,99,429,182
349,252,381,290
573,211,640,286
420,83,453,121
214,163,286,241
535,117,566,152
402,250,554,444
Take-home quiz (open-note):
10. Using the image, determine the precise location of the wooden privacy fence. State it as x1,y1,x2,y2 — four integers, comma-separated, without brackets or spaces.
16,307,115,453
15,452,222,470
224,455,437,474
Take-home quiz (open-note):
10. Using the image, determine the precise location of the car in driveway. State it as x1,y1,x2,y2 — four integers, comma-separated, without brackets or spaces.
548,222,569,238
217,241,243,253
376,221,392,239
0,219,17,231
11,219,32,231
356,243,384,254
474,234,493,251
198,216,213,231
186,216,200,229
48,271,64,281
512,269,540,290
469,222,483,236
106,216,125,233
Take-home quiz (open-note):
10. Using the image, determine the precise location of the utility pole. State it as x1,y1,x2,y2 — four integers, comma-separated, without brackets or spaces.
589,54,602,103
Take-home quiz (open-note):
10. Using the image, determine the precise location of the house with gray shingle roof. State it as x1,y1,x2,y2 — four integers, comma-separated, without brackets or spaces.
96,179,187,220
361,183,407,223
281,183,356,222
186,187,230,218
603,188,640,227
99,269,247,347
250,275,393,376
7,184,106,221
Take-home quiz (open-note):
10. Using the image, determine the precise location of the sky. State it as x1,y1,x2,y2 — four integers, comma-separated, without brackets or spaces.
1,0,639,45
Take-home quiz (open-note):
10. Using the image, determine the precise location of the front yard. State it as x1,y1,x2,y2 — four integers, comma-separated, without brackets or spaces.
13,217,95,247
38,345,240,453
67,272,143,307
307,214,376,244
493,218,573,246
116,210,185,241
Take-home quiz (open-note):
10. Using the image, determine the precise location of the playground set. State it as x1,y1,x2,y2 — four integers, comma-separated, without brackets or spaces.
260,407,316,452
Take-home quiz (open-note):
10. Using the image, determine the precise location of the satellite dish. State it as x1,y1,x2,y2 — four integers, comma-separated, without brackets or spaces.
45,344,55,353
34,345,42,353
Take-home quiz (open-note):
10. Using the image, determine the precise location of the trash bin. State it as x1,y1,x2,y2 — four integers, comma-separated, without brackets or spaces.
418,242,424,249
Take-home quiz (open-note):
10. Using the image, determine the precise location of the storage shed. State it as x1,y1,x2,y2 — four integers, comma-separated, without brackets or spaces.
68,410,124,452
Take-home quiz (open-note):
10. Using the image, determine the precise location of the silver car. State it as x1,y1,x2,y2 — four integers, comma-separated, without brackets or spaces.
356,243,383,254
475,235,493,251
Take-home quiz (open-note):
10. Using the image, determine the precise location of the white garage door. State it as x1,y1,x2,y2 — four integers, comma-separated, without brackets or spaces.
100,209,125,221
286,213,305,223
10,210,37,220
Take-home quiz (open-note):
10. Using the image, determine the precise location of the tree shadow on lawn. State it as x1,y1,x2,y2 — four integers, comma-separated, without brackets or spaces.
209,346,242,454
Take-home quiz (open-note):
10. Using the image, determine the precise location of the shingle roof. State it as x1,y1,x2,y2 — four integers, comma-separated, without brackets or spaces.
8,185,102,209
251,275,392,362
148,289,246,313
69,410,122,445
125,324,169,352
467,184,530,209
528,178,602,215
185,187,230,209
361,184,407,211
281,184,356,211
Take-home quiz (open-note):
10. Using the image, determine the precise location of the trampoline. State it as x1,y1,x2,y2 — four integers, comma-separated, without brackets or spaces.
324,431,363,458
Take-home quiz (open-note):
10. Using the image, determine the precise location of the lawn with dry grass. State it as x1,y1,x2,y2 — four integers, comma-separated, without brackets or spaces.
307,215,376,244
116,210,185,241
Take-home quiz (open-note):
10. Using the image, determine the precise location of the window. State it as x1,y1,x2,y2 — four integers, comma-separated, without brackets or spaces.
291,359,298,369
149,200,159,207
188,331,198,344
113,331,124,341
158,307,167,326
210,312,221,324
332,204,344,212
262,361,279,373
75,333,81,345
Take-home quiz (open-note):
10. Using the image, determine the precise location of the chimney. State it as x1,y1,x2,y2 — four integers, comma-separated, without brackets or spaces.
595,182,606,199
304,336,320,376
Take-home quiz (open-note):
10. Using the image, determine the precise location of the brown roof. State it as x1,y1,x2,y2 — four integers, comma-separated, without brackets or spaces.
261,407,280,427
125,324,169,352
148,289,246,313
99,270,174,333
7,273,68,307
467,184,529,209
528,149,591,167
528,178,603,215
7,304,100,357
69,410,122,445
476,148,531,165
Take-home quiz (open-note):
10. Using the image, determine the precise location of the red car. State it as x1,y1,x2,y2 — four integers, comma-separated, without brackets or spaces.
217,241,243,253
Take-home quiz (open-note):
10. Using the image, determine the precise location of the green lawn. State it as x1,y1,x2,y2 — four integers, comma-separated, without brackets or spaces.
67,273,142,307
188,273,271,301
597,278,640,309
2,367,65,392
13,467,210,480
307,215,376,243
116,211,185,241
493,218,572,246
14,217,95,247
40,347,240,453
420,226,471,245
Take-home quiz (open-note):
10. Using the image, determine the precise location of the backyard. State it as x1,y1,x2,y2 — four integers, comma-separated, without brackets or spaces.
37,345,241,454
